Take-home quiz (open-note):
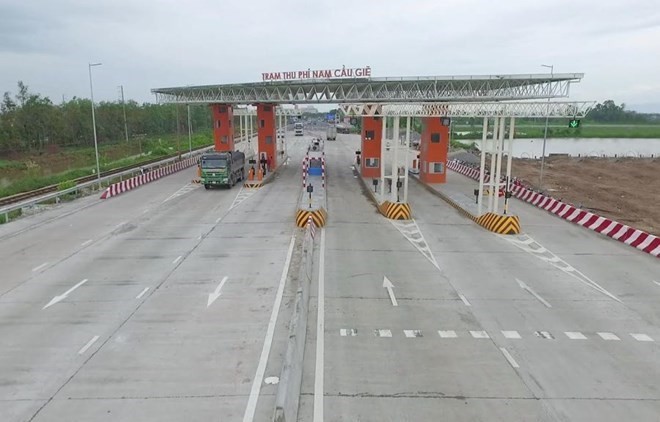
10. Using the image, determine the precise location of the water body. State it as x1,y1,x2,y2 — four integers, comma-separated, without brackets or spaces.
473,138,660,158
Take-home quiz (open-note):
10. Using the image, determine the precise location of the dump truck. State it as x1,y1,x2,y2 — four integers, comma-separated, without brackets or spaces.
326,124,337,140
199,151,245,189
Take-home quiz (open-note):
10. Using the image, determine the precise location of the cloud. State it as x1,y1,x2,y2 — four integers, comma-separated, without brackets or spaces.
1,0,659,108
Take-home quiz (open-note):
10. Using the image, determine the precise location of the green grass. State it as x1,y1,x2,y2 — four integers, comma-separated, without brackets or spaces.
452,124,660,139
0,209,22,224
0,133,213,199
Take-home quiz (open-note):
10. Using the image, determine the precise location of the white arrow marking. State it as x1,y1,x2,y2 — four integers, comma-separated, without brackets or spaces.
43,279,88,309
207,276,229,307
383,276,398,306
516,278,552,308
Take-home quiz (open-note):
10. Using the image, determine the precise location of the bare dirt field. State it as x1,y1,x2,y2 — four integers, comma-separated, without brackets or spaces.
510,157,660,236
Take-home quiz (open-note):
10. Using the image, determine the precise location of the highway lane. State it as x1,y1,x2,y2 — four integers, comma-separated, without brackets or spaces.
0,135,311,421
443,170,660,326
299,133,660,421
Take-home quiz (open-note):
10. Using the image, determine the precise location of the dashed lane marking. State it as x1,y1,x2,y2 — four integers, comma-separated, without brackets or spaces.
598,332,620,341
502,330,522,339
136,287,149,299
336,329,654,343
500,347,520,369
459,294,471,306
375,329,392,338
631,333,654,342
470,330,490,339
565,331,588,340
403,330,423,338
78,335,100,355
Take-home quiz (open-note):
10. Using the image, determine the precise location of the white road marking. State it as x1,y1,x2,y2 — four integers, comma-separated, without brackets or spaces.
207,276,229,307
535,331,554,340
470,330,490,339
136,287,149,299
565,331,587,340
172,255,182,265
114,221,127,229
81,239,93,247
375,329,392,337
215,216,222,223
403,330,423,338
499,347,520,368
78,335,100,355
502,234,620,302
264,376,279,385
382,276,398,306
313,229,326,422
43,278,88,309
458,294,471,306
502,330,522,339
389,219,440,270
162,183,199,203
438,330,457,338
242,235,296,422
340,328,357,337
340,329,347,337
515,278,552,308
653,280,660,287
631,333,654,342
32,262,48,272
597,332,620,341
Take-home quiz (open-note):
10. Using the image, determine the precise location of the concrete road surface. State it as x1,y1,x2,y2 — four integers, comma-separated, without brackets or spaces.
2,131,658,422
0,133,314,422
298,133,660,422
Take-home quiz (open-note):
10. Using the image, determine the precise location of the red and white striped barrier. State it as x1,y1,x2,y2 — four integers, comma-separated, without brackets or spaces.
307,215,316,239
302,156,308,188
447,160,660,257
100,156,198,200
321,157,326,188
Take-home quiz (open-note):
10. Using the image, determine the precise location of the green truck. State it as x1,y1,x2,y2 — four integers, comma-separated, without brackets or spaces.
199,151,246,189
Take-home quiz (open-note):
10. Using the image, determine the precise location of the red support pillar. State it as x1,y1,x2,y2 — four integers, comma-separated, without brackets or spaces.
210,104,234,152
360,116,383,178
419,117,449,184
256,103,277,170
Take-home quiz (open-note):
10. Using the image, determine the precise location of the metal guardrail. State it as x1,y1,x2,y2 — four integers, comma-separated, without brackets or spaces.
0,134,259,223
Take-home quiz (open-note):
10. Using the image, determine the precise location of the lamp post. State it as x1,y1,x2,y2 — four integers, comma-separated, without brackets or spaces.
539,64,553,190
187,104,192,154
88,63,102,189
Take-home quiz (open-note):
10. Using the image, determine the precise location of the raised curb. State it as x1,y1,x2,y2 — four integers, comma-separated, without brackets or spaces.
447,160,660,257
273,219,316,422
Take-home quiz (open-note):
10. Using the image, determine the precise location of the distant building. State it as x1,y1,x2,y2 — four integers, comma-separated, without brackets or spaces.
298,106,319,114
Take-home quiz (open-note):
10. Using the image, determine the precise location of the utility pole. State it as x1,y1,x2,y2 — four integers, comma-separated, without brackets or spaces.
539,64,554,190
119,85,129,145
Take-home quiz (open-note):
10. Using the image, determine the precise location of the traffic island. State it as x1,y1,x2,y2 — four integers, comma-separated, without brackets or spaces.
410,173,521,235
357,173,412,221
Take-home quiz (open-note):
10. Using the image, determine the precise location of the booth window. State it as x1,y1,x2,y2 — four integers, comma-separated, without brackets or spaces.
266,136,273,144
365,158,379,168
221,135,228,144
365,130,375,140
430,162,444,174
431,133,441,143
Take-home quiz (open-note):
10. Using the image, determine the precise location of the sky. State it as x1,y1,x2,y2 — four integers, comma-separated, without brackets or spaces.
1,0,660,112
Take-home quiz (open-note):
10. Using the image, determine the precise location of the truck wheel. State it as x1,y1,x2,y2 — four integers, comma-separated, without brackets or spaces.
204,184,210,190
241,169,245,181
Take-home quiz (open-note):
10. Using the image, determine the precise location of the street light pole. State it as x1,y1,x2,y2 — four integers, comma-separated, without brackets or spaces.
88,63,102,189
119,85,129,145
539,64,553,191
187,104,192,154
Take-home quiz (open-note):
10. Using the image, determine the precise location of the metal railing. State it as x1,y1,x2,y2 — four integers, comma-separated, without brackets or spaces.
0,133,259,224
